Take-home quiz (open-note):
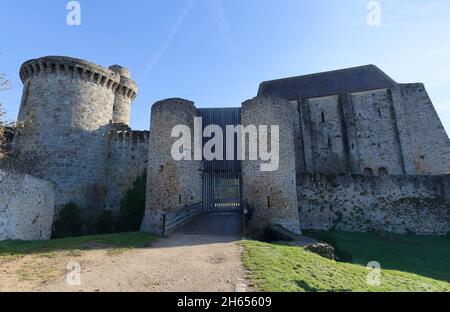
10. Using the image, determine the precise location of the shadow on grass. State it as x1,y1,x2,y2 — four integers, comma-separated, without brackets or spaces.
296,281,352,292
303,230,450,283
0,232,159,257
296,280,321,292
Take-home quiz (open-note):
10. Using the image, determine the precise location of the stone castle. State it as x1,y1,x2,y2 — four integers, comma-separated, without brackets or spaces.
1,55,449,240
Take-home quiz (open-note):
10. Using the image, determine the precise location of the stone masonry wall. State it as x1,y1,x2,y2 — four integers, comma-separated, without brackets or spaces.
297,89,408,176
14,57,120,216
298,174,450,235
141,98,202,235
400,83,450,175
109,65,138,125
350,89,405,175
307,95,349,173
241,96,301,238
104,125,149,213
0,169,55,240
292,84,450,177
13,56,139,221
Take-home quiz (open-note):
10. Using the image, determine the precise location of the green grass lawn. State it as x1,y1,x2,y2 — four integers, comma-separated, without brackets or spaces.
303,230,450,283
0,232,158,258
241,232,450,292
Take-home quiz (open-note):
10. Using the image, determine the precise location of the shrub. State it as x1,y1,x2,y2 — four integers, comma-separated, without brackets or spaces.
88,210,117,235
52,202,83,239
118,172,147,232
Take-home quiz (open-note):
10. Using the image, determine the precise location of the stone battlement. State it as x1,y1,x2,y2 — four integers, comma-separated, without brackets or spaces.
20,56,122,92
114,76,138,101
108,129,150,143
109,65,138,101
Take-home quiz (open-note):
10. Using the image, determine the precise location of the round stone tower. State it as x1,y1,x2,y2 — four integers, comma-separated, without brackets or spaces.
141,98,202,235
241,96,301,238
109,65,137,125
14,56,135,215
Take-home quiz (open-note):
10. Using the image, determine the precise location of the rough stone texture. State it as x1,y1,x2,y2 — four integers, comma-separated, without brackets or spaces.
241,96,301,238
304,243,335,260
109,65,137,125
262,69,450,177
13,56,118,215
400,83,450,175
298,174,450,235
141,98,202,235
293,89,413,175
0,169,54,240
12,56,139,221
104,124,149,213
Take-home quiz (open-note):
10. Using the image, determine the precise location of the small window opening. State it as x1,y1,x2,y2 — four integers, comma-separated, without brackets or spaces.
321,112,325,123
363,167,374,176
378,167,388,176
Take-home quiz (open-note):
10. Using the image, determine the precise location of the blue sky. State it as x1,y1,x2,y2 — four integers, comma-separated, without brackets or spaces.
1,0,450,131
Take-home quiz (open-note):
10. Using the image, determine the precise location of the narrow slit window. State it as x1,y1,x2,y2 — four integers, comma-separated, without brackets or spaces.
321,111,325,123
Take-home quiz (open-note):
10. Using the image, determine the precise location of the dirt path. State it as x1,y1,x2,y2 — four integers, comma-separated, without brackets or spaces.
0,234,250,292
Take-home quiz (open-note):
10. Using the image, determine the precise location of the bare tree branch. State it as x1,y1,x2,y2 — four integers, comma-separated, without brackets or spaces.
0,73,13,155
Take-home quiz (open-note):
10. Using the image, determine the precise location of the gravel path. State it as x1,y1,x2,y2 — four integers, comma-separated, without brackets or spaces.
0,233,250,292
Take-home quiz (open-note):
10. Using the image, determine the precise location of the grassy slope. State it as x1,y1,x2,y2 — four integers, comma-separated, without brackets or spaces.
0,232,158,258
242,234,450,292
303,230,450,283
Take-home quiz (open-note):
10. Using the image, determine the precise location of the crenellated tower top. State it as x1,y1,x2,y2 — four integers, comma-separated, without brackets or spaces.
19,56,138,126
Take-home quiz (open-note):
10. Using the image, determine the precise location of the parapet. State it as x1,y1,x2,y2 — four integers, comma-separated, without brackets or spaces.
19,56,121,92
108,128,150,144
151,98,196,114
109,65,138,101
109,65,131,78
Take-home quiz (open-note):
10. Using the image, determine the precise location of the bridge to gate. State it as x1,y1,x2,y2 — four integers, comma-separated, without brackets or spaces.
164,107,244,236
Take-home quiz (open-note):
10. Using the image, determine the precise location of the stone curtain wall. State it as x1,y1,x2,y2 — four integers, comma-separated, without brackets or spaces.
290,84,450,177
241,96,301,238
298,174,450,235
400,83,450,175
104,126,149,213
350,89,406,175
296,89,408,176
0,169,54,240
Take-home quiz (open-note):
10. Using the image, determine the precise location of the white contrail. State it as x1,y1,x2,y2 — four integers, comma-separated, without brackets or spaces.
143,0,196,77
210,0,237,55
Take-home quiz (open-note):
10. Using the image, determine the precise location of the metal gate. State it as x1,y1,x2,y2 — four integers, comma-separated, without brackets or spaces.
198,108,241,213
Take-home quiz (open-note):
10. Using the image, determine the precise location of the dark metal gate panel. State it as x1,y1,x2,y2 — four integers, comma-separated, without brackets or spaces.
202,170,241,213
197,108,241,213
